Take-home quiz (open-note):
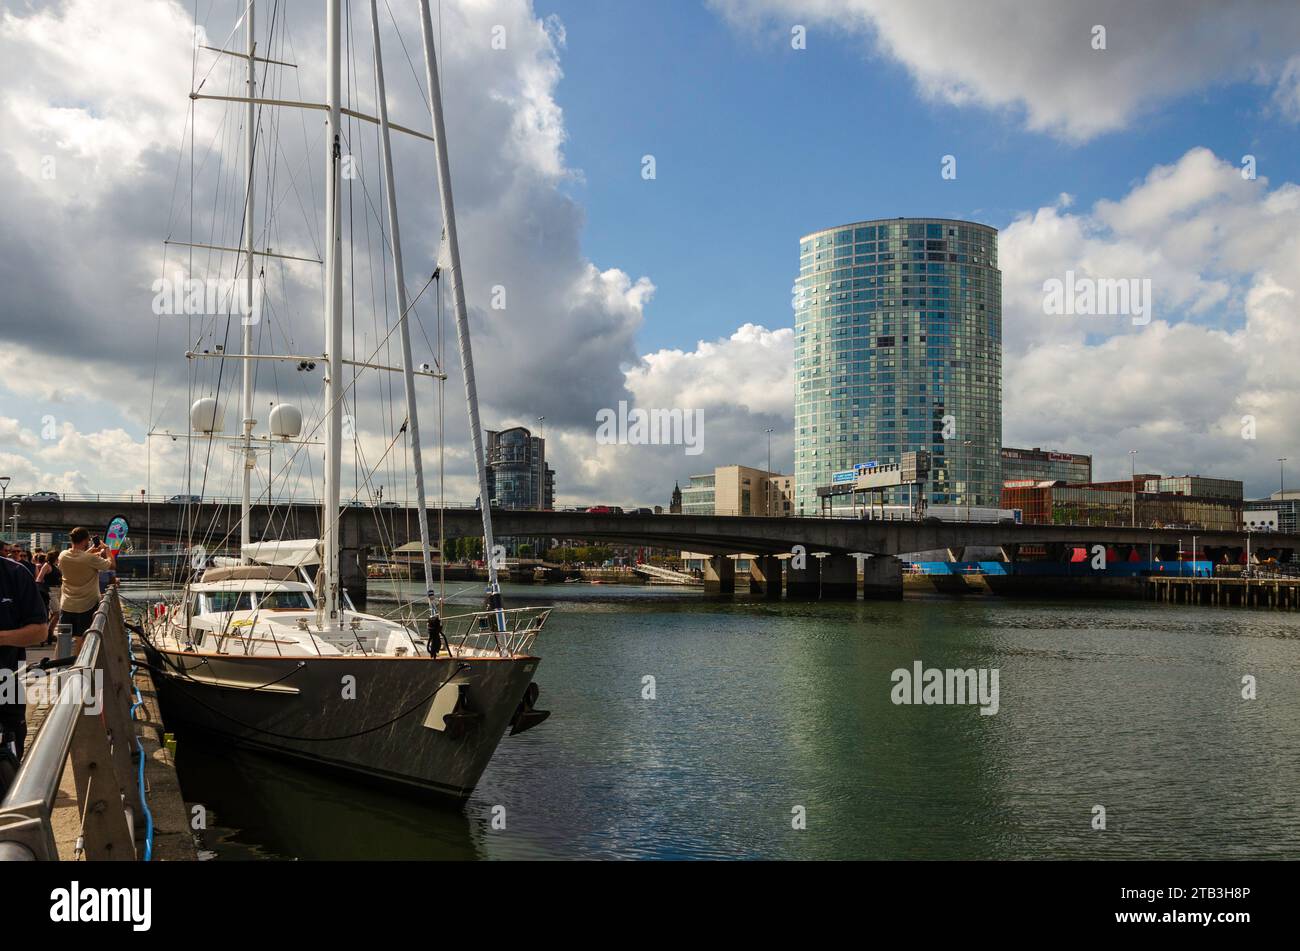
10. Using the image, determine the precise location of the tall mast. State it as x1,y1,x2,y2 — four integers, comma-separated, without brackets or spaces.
239,0,256,562
320,0,344,623
417,0,507,640
368,0,439,640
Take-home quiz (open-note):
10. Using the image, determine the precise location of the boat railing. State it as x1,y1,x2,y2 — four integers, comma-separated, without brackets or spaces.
440,606,551,657
0,588,144,861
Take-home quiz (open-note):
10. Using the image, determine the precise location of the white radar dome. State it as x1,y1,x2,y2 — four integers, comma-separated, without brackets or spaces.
269,402,303,439
190,397,224,434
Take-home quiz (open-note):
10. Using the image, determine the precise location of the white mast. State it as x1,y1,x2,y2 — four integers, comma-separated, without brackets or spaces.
368,0,440,646
239,0,257,563
417,0,507,640
320,0,344,623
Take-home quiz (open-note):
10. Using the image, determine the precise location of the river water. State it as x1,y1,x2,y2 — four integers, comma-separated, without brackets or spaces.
165,582,1300,860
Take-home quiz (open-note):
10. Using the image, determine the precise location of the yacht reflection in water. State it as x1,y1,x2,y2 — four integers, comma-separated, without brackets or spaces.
174,735,489,861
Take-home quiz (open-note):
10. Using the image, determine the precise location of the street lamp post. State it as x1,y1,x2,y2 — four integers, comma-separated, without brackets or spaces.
1280,457,1288,499
1129,450,1138,528
0,476,8,545
765,428,774,513
537,417,545,510
963,439,972,522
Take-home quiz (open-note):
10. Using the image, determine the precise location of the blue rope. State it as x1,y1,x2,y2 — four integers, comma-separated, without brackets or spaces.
127,634,155,862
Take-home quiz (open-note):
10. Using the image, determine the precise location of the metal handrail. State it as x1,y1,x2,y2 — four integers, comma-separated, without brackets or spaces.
2,632,101,826
0,589,142,860
440,606,550,657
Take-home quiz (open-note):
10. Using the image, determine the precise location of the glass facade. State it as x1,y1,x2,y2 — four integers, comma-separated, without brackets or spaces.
485,427,554,510
1246,495,1299,534
1143,476,1243,501
1001,447,1092,485
681,474,716,515
1002,483,1242,531
794,218,1003,514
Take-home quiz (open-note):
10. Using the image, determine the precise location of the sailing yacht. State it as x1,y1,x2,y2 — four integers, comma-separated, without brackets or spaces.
143,0,550,800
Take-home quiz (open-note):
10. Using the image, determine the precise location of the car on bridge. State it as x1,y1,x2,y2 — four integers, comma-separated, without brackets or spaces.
586,505,625,514
166,494,202,504
22,491,61,503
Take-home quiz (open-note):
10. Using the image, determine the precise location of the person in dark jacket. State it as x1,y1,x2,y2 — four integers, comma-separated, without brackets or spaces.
35,551,63,645
1,551,49,762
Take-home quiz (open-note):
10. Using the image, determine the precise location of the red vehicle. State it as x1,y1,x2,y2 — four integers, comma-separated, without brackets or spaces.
586,505,612,514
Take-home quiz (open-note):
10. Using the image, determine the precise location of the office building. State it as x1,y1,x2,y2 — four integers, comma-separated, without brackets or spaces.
1247,491,1299,534
680,465,794,517
1001,446,1092,485
1143,476,1242,501
1002,477,1242,531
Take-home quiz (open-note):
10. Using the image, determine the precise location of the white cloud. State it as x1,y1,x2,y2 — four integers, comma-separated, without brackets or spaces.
625,323,793,418
0,0,204,197
712,0,1300,141
537,324,795,506
999,149,1300,492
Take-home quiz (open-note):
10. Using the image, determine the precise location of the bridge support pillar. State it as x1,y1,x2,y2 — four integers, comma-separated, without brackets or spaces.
703,556,735,595
946,547,965,563
749,555,782,597
340,509,368,606
862,555,904,601
342,546,369,606
786,557,821,598
820,554,858,599
998,543,1019,563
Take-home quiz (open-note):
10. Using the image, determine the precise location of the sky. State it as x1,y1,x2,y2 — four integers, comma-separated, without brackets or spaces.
2,0,1300,513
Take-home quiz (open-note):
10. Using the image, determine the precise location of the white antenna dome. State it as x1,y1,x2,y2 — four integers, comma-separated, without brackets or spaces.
269,403,303,439
190,397,224,434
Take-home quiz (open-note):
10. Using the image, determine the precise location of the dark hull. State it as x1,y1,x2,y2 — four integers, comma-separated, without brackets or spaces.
143,644,540,801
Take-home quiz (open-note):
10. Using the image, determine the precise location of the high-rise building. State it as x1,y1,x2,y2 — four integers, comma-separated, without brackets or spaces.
485,426,554,510
1001,446,1092,485
794,218,1002,514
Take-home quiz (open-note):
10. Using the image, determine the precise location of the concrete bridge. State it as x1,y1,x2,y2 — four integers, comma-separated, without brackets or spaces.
15,498,1298,601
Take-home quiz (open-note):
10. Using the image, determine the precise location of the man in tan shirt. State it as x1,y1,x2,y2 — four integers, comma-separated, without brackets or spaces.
58,527,116,644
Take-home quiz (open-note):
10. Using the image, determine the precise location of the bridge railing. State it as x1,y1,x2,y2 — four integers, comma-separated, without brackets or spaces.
0,588,143,861
9,493,485,509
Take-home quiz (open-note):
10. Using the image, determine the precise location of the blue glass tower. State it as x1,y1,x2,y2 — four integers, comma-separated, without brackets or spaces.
793,218,1002,513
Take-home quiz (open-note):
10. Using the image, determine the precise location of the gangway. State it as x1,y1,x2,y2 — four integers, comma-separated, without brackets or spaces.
632,563,702,585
